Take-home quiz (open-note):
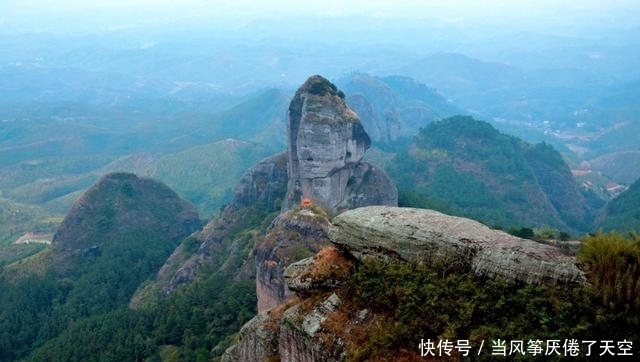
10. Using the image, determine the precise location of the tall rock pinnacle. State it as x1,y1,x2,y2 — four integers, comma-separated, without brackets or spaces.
150,75,397,306
284,75,397,214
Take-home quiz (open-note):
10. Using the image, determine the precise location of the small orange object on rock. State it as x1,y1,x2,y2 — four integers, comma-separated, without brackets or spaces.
301,197,313,208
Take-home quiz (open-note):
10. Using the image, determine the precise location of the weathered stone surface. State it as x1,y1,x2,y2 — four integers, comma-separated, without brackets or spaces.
255,208,331,312
253,75,397,312
300,293,342,336
225,247,354,361
154,153,289,297
221,292,345,362
329,206,586,285
278,294,344,362
283,257,316,293
284,246,355,296
220,312,279,362
283,75,397,214
338,162,397,210
154,74,399,300
229,152,289,210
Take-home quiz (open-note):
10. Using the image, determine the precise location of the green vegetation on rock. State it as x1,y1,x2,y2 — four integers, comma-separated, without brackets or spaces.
339,231,639,361
598,179,640,232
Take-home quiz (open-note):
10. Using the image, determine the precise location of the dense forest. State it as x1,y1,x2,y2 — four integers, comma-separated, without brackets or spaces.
0,266,255,362
0,173,260,362
598,179,640,232
390,116,600,234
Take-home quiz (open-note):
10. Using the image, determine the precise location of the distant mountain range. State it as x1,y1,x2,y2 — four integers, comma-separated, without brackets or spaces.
0,12,638,359
338,73,460,144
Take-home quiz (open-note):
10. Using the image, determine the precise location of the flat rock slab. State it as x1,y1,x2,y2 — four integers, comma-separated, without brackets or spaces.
329,206,585,285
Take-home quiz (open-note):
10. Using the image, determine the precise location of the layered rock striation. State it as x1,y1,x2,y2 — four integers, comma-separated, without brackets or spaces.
283,75,397,214
223,206,586,361
255,207,331,312
152,76,397,300
253,76,396,311
223,247,353,362
330,206,586,285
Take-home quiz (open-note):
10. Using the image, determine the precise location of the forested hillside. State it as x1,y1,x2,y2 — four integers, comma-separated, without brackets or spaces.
597,179,640,232
389,116,596,233
0,173,200,361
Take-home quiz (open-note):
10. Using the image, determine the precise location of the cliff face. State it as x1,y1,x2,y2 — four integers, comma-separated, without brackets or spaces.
253,75,397,311
226,152,290,211
223,247,353,362
222,206,585,362
147,153,289,298
283,75,397,214
150,76,397,308
255,207,331,312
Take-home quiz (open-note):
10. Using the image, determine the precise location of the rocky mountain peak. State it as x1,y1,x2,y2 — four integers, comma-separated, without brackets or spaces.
150,75,397,302
284,75,395,214
296,74,347,99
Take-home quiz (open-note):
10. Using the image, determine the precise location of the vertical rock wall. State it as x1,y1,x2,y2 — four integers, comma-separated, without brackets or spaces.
283,75,396,214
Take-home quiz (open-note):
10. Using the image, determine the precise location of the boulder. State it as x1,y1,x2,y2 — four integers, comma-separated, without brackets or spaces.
329,206,586,285
284,246,354,296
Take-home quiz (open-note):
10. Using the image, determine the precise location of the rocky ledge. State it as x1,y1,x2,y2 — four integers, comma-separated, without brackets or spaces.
255,207,331,312
329,206,586,285
222,206,587,361
222,247,353,362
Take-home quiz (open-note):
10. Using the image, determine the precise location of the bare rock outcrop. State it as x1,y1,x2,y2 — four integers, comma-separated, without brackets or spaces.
253,76,397,311
222,293,344,362
220,312,279,362
223,206,588,361
283,246,354,296
329,206,586,285
226,152,289,211
283,75,397,214
278,293,344,362
255,207,331,312
222,247,353,362
151,76,398,301
146,153,289,299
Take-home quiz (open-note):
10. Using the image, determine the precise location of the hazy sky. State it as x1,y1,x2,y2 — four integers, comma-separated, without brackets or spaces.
3,0,640,34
